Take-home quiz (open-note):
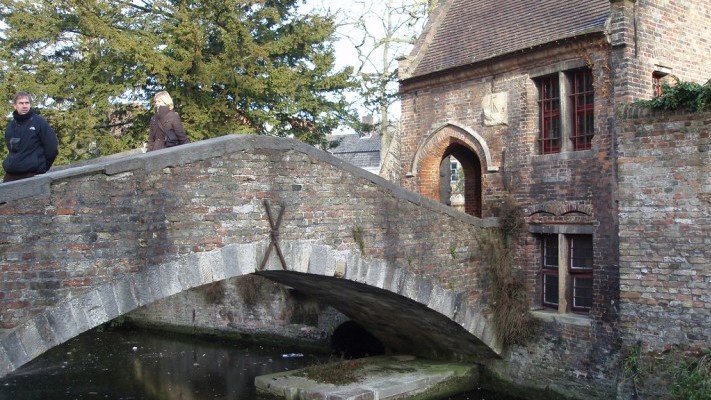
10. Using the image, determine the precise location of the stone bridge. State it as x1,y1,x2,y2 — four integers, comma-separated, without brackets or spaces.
0,135,503,378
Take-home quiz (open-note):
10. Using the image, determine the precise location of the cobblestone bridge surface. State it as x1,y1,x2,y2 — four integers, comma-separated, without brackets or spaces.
0,135,502,377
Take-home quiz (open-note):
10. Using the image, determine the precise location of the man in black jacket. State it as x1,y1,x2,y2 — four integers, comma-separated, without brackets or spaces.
2,91,58,182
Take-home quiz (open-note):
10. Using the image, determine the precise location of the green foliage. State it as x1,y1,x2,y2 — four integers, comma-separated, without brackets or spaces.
109,316,127,328
622,344,711,400
623,343,644,388
352,226,365,253
671,349,711,400
0,0,359,174
637,77,711,113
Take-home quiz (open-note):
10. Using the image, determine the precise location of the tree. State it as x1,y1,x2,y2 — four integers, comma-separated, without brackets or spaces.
305,0,434,136
350,0,434,135
0,0,359,171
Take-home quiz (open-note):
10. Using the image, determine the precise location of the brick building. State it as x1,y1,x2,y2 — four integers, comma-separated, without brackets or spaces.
392,0,711,397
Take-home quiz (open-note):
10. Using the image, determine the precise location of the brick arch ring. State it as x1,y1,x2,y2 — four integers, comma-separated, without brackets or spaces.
407,121,499,178
526,201,594,217
0,240,503,378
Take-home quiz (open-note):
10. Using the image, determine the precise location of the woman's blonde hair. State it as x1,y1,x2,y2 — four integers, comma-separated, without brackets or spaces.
153,91,174,110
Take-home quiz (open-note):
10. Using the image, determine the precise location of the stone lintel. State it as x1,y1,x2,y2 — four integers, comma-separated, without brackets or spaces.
528,223,594,235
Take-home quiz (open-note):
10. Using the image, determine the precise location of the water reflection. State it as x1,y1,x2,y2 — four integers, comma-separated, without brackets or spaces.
0,326,522,400
0,327,324,400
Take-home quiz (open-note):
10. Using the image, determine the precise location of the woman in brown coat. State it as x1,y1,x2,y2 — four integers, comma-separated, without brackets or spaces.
147,91,189,151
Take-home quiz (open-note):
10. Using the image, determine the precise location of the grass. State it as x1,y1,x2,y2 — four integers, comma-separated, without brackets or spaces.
623,344,711,400
671,349,711,400
296,356,365,385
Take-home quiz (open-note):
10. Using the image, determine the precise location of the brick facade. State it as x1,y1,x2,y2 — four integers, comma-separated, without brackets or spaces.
396,39,625,397
394,0,711,397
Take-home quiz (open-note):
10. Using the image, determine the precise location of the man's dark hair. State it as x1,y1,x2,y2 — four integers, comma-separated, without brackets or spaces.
12,91,32,104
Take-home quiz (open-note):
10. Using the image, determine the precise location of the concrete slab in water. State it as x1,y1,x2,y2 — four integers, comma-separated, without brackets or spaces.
255,355,478,400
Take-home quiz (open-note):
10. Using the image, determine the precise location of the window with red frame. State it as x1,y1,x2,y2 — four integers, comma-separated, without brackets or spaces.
570,69,594,151
537,76,561,154
541,234,559,308
540,233,594,314
569,235,593,312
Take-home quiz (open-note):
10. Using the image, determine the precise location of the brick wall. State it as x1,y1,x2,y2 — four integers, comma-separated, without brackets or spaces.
610,0,711,103
616,105,711,350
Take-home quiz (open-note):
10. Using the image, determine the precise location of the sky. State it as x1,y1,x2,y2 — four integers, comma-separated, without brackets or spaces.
299,0,429,132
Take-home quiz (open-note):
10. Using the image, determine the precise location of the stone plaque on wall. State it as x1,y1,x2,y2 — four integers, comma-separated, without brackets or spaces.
482,92,508,126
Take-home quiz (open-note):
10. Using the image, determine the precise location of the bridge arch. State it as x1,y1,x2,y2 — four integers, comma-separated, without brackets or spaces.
1,240,501,377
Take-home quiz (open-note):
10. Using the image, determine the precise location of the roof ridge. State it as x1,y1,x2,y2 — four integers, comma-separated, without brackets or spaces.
398,0,455,80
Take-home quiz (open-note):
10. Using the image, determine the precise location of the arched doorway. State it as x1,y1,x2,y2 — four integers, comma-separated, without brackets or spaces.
438,145,482,217
411,124,488,218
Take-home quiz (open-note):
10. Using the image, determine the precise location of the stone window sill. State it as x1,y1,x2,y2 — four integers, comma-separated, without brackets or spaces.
531,309,592,327
531,149,594,163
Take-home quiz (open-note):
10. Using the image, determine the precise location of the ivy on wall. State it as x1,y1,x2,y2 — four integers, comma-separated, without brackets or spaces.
637,77,711,113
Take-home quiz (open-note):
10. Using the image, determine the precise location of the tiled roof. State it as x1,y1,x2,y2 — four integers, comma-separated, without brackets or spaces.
327,133,381,171
329,133,381,154
409,0,610,78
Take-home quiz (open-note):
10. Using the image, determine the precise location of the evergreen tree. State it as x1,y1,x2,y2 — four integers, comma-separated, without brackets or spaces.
0,0,358,169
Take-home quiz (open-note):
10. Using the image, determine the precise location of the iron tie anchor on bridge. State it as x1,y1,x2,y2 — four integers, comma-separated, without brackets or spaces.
260,199,287,270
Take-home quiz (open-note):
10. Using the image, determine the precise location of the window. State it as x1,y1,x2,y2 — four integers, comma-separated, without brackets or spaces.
541,235,559,307
538,76,561,154
568,235,593,312
540,234,593,313
652,72,664,97
652,69,670,97
536,68,594,154
450,161,458,182
570,70,594,151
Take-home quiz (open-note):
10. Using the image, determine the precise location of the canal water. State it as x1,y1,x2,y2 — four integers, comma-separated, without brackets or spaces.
0,326,520,400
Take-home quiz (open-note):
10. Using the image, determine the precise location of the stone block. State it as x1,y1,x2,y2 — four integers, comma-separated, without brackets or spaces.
0,331,28,368
80,289,109,330
238,242,261,275
113,278,138,315
307,244,330,275
46,301,78,343
96,283,120,322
